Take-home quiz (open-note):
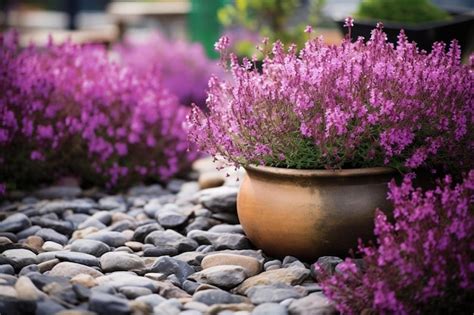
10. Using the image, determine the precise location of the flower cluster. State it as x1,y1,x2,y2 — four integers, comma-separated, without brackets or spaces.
316,171,474,314
0,31,197,191
188,24,474,172
114,32,222,108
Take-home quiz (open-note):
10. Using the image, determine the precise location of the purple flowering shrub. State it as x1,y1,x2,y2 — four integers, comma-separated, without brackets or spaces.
188,23,473,172
0,32,197,190
114,32,222,108
316,171,474,314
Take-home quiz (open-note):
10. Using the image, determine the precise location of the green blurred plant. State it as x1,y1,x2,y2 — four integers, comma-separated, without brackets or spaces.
356,0,450,24
218,0,325,56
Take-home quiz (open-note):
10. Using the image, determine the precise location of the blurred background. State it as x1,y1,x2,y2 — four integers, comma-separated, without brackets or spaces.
0,0,473,58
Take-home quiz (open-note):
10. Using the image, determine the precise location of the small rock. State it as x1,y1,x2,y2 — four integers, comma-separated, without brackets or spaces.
38,200,95,215
91,211,113,225
42,241,63,252
234,267,310,295
2,249,36,267
85,231,128,247
55,251,100,267
0,264,15,274
36,298,66,315
188,231,250,250
38,258,60,272
70,274,97,288
89,292,131,315
0,284,17,298
192,289,248,305
190,265,247,289
157,210,189,228
288,293,337,315
198,172,225,189
35,228,68,245
247,284,304,304
100,252,145,272
198,186,238,213
31,217,74,235
133,223,163,242
153,298,181,314
183,301,209,313
202,253,261,277
49,262,103,278
78,218,107,230
149,256,195,284
70,239,111,257
0,213,31,233
15,276,43,300
252,303,288,315
0,236,13,245
208,224,245,234
185,217,221,233
24,235,44,251
144,246,179,257
125,241,143,251
264,260,282,271
173,251,204,267
145,230,198,253
119,286,153,299
135,294,166,308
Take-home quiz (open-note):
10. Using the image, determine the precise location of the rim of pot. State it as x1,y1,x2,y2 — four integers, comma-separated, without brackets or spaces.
245,165,397,178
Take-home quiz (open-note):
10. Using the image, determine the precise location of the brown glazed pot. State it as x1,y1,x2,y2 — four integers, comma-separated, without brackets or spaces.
237,165,397,262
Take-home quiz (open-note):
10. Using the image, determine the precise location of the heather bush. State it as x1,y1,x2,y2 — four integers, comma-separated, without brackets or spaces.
0,32,197,191
188,21,474,172
114,32,222,108
315,171,474,314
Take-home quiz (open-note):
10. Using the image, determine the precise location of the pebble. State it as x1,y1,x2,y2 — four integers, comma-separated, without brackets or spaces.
234,267,310,295
42,241,63,251
100,252,145,272
24,235,44,251
70,239,111,257
89,292,131,315
133,223,163,242
246,284,305,304
187,230,250,250
14,276,43,300
208,224,245,234
202,253,261,277
312,256,343,278
84,231,128,247
35,228,68,245
198,172,225,189
55,251,101,267
119,286,153,298
288,293,337,315
0,236,13,245
145,230,198,253
192,289,248,306
34,186,82,199
135,294,166,308
198,186,239,213
0,213,31,233
31,216,74,235
70,274,98,288
149,256,195,284
2,249,37,267
190,265,247,289
49,262,103,278
252,303,288,315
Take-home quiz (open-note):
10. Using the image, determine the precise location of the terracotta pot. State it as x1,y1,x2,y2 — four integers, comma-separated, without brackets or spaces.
237,165,398,262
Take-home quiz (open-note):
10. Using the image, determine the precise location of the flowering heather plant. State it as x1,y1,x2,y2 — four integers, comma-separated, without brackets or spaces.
0,31,197,191
114,33,222,108
316,171,474,314
188,22,474,172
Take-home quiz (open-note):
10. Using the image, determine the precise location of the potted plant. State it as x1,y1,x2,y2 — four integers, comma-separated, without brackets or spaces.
335,0,474,52
187,21,473,261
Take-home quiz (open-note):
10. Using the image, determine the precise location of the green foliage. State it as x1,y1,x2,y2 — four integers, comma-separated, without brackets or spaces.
356,0,451,24
218,0,325,56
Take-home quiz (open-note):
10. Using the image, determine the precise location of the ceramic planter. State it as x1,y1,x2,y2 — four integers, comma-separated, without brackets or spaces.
237,165,398,262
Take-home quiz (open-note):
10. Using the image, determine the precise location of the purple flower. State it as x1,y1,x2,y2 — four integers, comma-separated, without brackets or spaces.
187,24,474,172
0,31,198,191
317,171,474,314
